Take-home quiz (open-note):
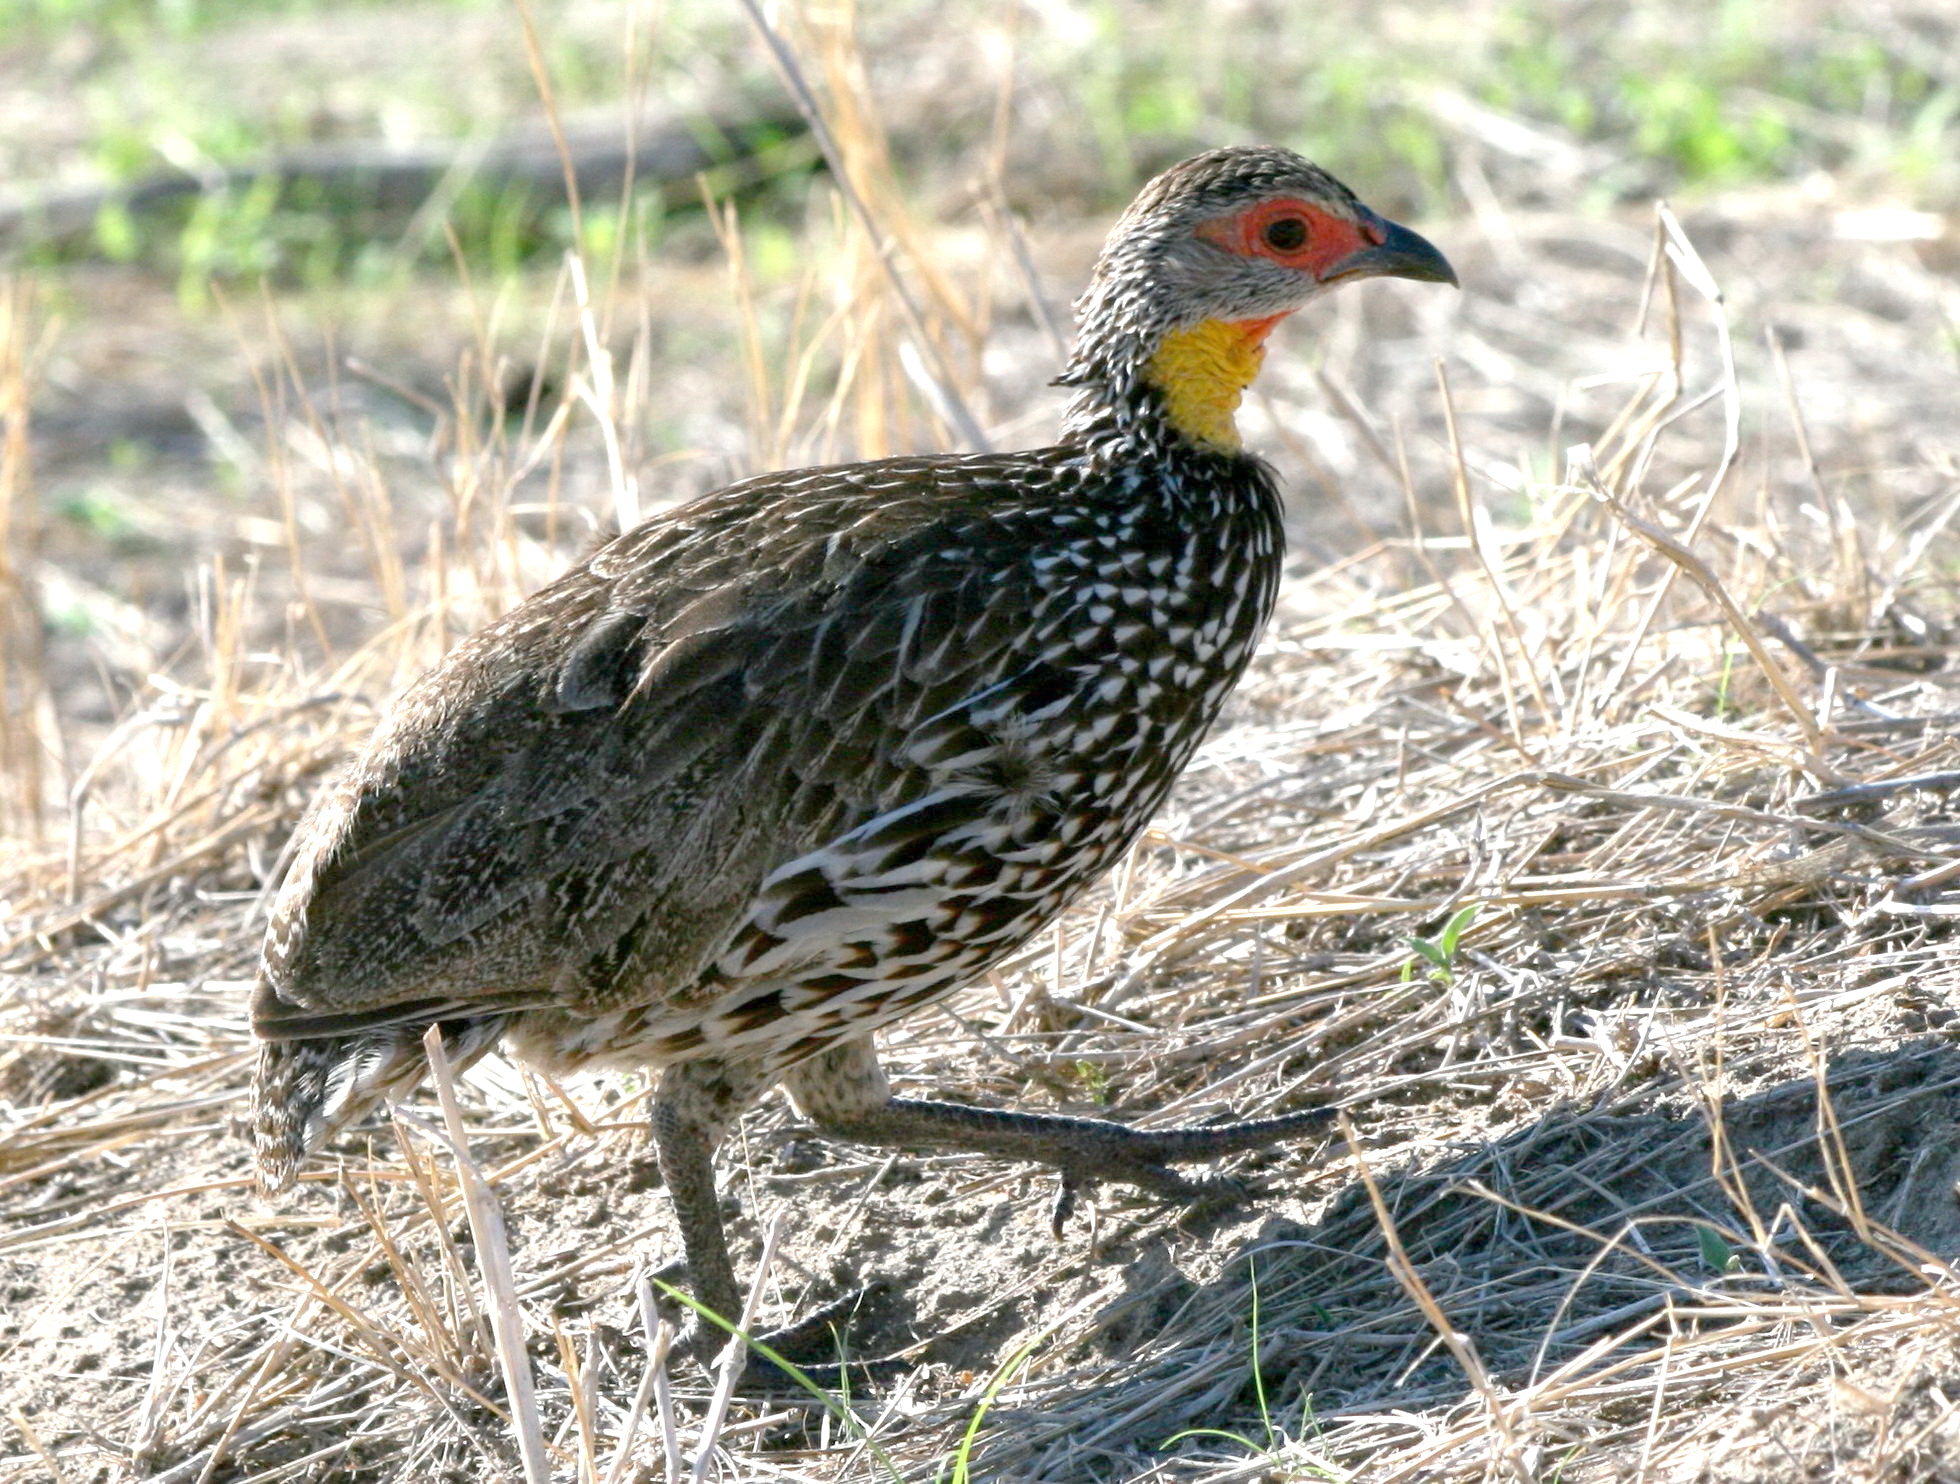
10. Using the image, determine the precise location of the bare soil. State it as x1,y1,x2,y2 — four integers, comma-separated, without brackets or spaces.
8,40,1960,1484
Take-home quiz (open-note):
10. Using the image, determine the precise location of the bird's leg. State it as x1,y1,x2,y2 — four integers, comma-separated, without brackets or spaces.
782,1041,1331,1237
649,1059,766,1351
650,1057,891,1383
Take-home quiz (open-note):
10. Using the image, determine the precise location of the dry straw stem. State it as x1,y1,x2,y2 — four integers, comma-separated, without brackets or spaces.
1594,203,1744,708
690,1212,783,1483
8,16,1960,1481
600,1298,677,1484
421,1026,550,1484
736,0,990,454
1572,441,1838,778
0,279,56,847
1340,1113,1534,1484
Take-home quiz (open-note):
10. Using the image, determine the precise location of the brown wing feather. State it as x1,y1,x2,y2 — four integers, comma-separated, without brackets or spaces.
254,452,1071,1040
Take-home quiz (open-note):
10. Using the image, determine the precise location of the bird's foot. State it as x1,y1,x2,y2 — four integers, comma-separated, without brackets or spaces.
1040,1105,1336,1237
681,1279,904,1390
807,1094,1333,1238
1047,1139,1255,1238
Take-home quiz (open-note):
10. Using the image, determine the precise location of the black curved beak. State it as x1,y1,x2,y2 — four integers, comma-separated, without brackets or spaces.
1323,215,1458,288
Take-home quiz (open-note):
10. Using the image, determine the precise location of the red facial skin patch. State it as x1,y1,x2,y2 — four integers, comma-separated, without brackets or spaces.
1231,312,1288,347
1146,197,1381,449
1195,196,1382,282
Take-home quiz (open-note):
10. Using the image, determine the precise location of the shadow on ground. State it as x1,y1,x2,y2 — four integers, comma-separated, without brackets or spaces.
958,1037,1960,1472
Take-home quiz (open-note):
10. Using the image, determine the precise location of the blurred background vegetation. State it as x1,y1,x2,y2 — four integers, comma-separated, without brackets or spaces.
5,10,1960,1475
4,0,1954,293
3,0,1956,742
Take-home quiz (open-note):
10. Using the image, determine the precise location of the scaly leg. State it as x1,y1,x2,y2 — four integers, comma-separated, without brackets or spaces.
650,1058,768,1343
651,1056,890,1382
782,1040,1330,1235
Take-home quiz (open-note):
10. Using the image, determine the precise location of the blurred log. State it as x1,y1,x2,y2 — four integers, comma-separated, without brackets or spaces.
0,106,809,253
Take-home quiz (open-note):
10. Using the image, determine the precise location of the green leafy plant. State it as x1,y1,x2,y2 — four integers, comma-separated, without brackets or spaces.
1401,903,1481,986
1695,1222,1741,1274
1072,1059,1112,1104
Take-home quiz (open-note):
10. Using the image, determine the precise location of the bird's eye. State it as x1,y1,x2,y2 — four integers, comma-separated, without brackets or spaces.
1262,216,1309,252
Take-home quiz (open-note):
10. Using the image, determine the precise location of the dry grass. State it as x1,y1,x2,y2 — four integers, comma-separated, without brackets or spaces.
8,8,1960,1484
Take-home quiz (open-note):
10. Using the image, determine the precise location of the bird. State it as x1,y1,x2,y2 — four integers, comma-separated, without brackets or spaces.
249,144,1456,1358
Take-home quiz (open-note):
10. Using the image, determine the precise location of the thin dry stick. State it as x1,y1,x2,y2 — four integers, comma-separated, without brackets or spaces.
691,1211,787,1484
1598,205,1745,707
0,279,54,844
601,1292,677,1484
1340,1113,1536,1484
190,1316,302,1484
1768,326,1869,623
734,0,989,452
1783,987,1875,1247
9,1406,73,1484
553,1317,601,1484
1572,444,1839,779
1436,358,1550,736
64,705,185,902
422,1026,550,1484
509,0,584,247
567,251,640,532
1632,1309,1679,1482
644,1279,683,1484
983,188,1069,361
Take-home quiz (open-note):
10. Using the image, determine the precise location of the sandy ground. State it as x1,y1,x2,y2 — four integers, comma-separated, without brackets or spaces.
6,29,1960,1477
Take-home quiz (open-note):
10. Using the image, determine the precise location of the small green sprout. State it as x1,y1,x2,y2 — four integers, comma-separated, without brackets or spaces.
1695,1223,1740,1274
1400,903,1481,986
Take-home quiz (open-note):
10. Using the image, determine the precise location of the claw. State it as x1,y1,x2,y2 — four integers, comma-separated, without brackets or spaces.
1050,1173,1080,1239
682,1278,898,1387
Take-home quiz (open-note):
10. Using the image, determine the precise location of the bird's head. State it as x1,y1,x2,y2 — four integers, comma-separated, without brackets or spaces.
1061,146,1456,454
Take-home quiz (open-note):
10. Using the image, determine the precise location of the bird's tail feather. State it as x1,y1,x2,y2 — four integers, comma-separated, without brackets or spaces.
251,1015,511,1193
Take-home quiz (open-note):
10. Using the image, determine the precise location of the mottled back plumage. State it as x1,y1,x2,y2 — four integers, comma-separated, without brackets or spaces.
250,149,1455,1353
253,433,1284,1177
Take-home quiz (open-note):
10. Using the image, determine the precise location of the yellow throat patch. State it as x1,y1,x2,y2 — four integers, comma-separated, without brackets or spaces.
1143,317,1278,451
